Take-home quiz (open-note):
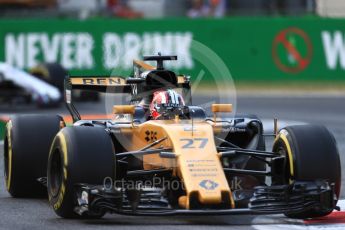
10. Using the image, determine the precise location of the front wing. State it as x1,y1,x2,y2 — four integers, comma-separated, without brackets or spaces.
72,180,336,216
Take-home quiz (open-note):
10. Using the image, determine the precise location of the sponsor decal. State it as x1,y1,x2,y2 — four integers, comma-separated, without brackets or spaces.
70,77,125,86
4,32,193,71
145,130,157,142
199,179,219,190
5,33,94,69
221,126,246,133
272,27,312,73
322,31,345,70
82,78,122,85
183,126,197,132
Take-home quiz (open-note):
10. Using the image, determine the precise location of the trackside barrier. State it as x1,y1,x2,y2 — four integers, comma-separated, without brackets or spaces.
1,18,345,83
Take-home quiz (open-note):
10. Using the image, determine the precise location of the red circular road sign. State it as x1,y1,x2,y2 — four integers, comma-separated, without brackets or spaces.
272,27,313,73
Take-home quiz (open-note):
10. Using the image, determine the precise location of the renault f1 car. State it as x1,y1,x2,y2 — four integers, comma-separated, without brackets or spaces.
3,55,341,219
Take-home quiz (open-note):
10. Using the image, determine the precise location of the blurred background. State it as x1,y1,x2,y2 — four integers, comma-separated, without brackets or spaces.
0,1,345,134
1,0,345,86
0,0,340,18
0,1,344,131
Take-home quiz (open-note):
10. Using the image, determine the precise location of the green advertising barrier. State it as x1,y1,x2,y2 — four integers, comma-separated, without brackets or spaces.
1,17,345,83
0,120,5,141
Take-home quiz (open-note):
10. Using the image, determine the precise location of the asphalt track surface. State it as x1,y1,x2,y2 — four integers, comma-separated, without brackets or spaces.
0,94,345,229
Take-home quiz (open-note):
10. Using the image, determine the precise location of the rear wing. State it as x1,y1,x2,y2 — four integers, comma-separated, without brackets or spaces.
64,56,191,123
67,76,131,93
64,76,133,122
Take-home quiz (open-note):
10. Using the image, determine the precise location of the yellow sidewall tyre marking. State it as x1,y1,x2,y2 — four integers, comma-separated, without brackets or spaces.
59,132,68,167
29,65,50,81
48,131,68,211
5,121,13,191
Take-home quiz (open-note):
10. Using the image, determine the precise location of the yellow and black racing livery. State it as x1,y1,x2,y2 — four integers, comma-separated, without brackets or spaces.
4,54,340,218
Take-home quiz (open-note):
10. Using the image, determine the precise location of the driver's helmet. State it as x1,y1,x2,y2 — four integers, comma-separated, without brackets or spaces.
150,89,185,119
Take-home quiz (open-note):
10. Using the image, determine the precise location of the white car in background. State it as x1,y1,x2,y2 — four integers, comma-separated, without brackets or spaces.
0,62,61,107
0,62,99,108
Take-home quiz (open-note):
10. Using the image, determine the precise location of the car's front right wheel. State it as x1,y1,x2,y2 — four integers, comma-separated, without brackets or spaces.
4,115,63,198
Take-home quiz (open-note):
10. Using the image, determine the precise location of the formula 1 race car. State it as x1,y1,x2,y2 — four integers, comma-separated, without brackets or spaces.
0,62,99,108
3,55,341,219
0,62,61,107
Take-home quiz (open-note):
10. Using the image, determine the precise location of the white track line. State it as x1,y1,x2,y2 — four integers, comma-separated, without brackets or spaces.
337,200,345,210
252,200,345,229
254,224,345,230
237,92,345,98
192,89,345,98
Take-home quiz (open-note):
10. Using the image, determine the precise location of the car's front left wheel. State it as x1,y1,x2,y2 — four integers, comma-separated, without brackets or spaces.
47,126,115,218
273,125,341,219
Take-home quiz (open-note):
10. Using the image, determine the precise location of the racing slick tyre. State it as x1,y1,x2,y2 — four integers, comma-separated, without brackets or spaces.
29,63,67,108
272,125,341,219
30,62,67,93
47,126,115,218
4,115,64,197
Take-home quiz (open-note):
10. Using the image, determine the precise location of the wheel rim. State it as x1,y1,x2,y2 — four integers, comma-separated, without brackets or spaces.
49,148,64,198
